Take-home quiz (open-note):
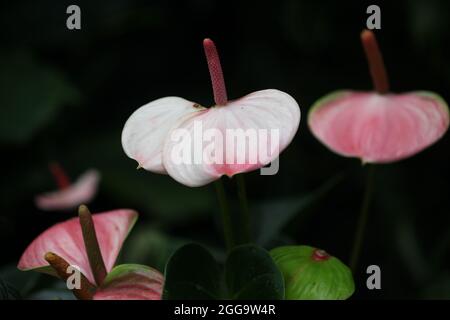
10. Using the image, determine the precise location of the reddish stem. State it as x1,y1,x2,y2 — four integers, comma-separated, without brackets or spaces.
49,162,71,189
45,252,96,300
361,30,389,94
203,38,228,105
78,205,107,286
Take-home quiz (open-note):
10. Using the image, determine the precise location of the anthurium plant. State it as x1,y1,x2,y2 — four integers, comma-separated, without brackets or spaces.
14,31,448,301
309,30,449,272
18,205,163,300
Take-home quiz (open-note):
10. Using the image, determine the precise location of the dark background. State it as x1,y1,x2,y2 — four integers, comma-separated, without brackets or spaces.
0,0,449,299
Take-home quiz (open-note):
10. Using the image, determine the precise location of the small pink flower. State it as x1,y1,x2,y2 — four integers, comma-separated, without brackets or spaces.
18,206,163,300
308,30,449,163
122,39,300,186
34,163,100,211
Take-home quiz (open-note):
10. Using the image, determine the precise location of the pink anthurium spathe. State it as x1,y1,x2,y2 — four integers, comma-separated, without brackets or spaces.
122,39,300,187
17,207,135,283
34,162,100,211
308,30,449,163
18,206,164,300
93,264,164,300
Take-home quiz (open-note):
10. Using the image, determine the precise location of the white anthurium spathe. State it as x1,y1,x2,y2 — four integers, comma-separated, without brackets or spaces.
121,39,301,187
162,89,300,187
121,97,205,173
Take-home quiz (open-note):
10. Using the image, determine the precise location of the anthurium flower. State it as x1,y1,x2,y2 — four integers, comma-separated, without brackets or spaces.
18,206,163,300
34,162,100,211
308,30,449,163
122,39,300,187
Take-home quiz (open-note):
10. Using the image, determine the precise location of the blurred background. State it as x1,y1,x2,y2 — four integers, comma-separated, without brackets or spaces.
0,0,449,299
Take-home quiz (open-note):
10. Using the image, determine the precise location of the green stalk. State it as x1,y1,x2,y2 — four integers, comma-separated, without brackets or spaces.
350,165,376,273
235,174,251,244
214,179,234,252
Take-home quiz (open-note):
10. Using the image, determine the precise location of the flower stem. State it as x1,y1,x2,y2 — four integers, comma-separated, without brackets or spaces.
350,165,376,272
78,205,107,286
361,29,389,94
44,252,95,300
235,174,251,244
214,179,234,252
203,38,228,105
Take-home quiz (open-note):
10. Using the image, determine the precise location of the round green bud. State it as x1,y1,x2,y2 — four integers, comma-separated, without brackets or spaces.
270,245,354,300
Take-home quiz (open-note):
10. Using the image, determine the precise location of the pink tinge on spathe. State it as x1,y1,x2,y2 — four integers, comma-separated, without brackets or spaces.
308,91,449,163
121,39,301,187
17,209,137,285
162,89,300,186
93,266,164,300
35,170,100,211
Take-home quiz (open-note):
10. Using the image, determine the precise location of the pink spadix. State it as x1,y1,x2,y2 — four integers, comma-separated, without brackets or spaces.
35,163,100,211
122,39,300,187
203,38,228,106
308,30,449,163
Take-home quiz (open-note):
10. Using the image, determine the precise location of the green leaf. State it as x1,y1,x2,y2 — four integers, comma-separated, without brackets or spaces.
28,281,76,300
0,264,41,297
225,244,285,300
0,51,80,144
163,244,222,300
270,245,354,300
163,243,284,300
421,272,450,299
121,226,188,272
29,289,76,300
0,278,21,300
256,173,344,245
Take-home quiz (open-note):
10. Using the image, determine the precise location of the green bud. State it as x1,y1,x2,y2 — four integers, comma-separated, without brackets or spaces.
270,245,354,300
